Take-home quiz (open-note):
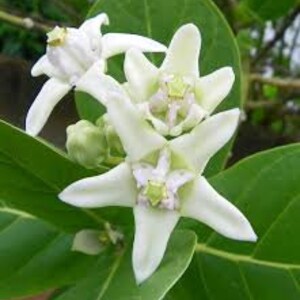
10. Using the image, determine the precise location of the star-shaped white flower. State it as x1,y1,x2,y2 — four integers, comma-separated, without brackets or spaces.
59,75,257,284
26,13,166,136
123,23,235,136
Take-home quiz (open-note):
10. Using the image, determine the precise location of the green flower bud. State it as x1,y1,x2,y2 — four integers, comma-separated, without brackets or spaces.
96,115,125,159
66,120,107,169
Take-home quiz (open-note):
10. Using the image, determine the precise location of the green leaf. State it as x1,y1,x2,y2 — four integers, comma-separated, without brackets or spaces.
0,211,95,300
75,91,106,123
170,144,300,299
77,0,242,176
0,119,106,232
240,0,297,21
53,230,197,300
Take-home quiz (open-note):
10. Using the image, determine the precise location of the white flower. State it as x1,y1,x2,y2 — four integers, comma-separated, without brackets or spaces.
123,23,235,136
26,13,166,136
59,76,257,284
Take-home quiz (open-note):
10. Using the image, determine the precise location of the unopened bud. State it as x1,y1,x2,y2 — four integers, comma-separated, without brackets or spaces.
66,120,107,169
96,115,125,159
72,229,104,255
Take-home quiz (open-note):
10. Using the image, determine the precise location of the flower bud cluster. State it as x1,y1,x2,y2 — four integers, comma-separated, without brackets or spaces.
66,115,125,169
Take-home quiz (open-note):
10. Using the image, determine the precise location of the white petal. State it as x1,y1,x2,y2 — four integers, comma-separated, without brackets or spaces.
124,48,159,102
65,28,97,68
79,13,109,35
166,170,194,193
138,102,169,136
132,163,154,187
133,205,180,284
75,60,107,104
161,24,201,77
102,84,167,161
169,103,207,137
195,67,235,114
31,55,47,76
181,177,257,241
47,44,85,82
77,71,127,106
31,55,63,79
101,33,167,59
59,162,136,208
78,73,167,161
153,147,170,180
72,229,103,255
107,93,167,161
79,13,109,54
26,78,71,136
170,109,240,173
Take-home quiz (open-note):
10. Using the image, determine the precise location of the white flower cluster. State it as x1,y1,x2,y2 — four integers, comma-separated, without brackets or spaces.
27,13,257,284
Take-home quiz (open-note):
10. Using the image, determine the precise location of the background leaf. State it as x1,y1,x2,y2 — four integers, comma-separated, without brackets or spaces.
240,0,297,21
76,0,242,176
0,211,95,300
53,230,197,300
0,119,104,232
168,144,300,299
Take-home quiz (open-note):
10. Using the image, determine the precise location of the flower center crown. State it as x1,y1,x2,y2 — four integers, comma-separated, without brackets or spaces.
144,180,168,206
166,75,189,99
47,27,68,47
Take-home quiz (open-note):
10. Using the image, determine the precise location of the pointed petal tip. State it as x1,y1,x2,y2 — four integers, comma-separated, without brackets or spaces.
133,267,150,285
181,23,200,32
58,185,80,207
221,66,235,83
58,185,81,207
223,108,241,122
83,12,109,27
250,232,258,242
223,212,257,242
246,227,258,242
58,189,72,206
234,224,258,243
177,23,201,41
97,12,109,25
31,65,41,77
162,23,201,76
132,207,179,286
31,55,47,77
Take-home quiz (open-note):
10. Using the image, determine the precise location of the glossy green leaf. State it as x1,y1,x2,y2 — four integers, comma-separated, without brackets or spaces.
53,230,197,300
75,91,106,123
169,144,300,299
76,0,242,176
0,119,106,232
240,0,297,21
0,211,95,300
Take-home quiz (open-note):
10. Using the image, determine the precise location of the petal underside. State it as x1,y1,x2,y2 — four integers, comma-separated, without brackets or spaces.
26,78,71,136
75,60,107,104
181,176,257,241
59,162,136,208
133,205,180,284
79,13,109,37
31,55,63,79
102,33,167,59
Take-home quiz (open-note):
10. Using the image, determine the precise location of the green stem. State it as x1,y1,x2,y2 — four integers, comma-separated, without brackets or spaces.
0,9,52,33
